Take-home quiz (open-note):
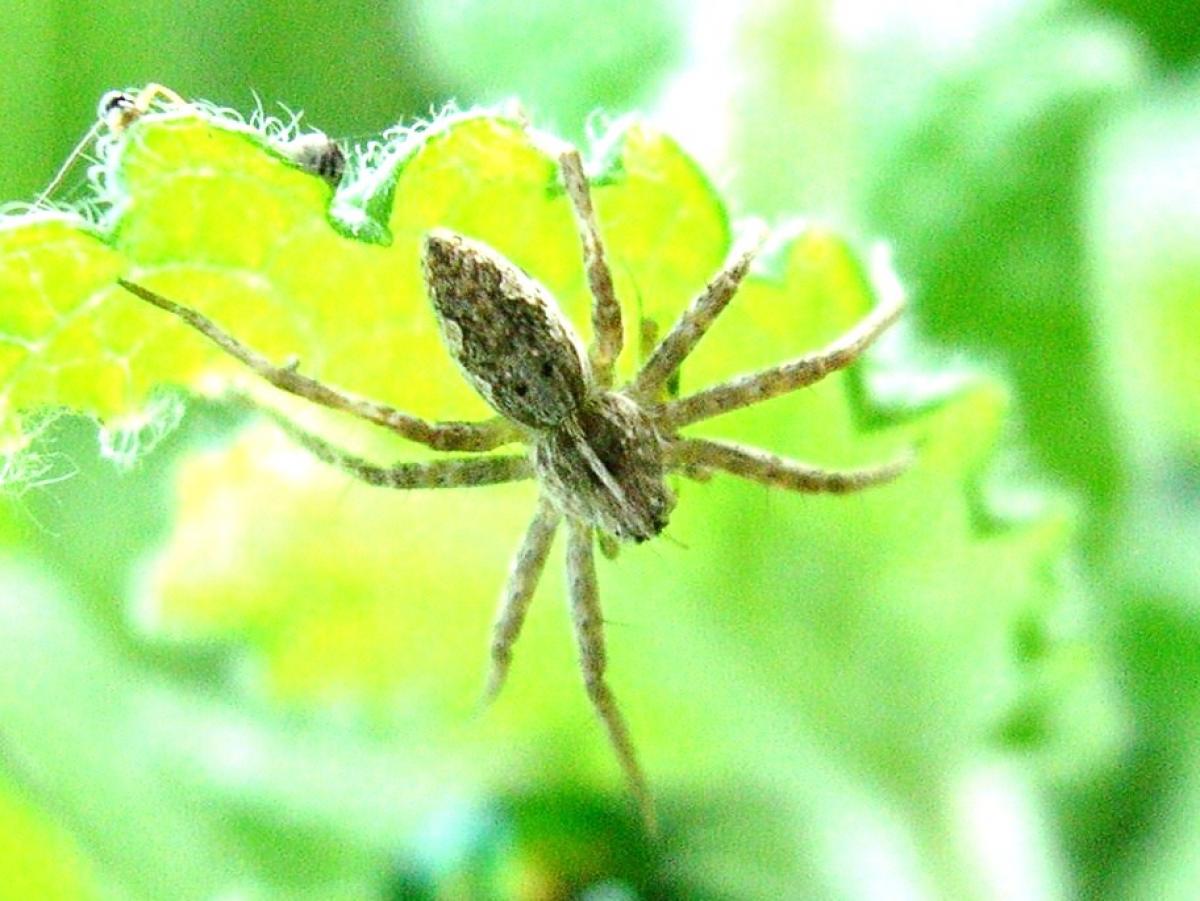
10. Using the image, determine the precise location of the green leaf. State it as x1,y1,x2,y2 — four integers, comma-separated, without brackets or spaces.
412,0,683,139
0,105,1110,895
684,1,854,219
860,19,1142,528
1089,79,1200,469
0,770,96,901
1076,80,1200,899
1084,0,1200,69
0,4,58,204
0,557,252,899
1084,79,1200,628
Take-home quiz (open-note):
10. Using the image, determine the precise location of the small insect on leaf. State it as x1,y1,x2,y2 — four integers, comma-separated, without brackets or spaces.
277,132,346,188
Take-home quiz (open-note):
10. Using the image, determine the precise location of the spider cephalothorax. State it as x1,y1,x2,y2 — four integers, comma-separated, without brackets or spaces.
533,388,675,543
118,127,908,832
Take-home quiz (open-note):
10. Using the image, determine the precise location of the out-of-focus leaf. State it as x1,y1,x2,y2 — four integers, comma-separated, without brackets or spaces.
1085,77,1200,637
1084,601,1200,901
1089,80,1200,469
656,0,853,220
860,20,1142,538
0,770,96,900
0,558,254,899
1085,0,1200,69
1070,80,1200,901
0,548,531,898
384,789,666,900
0,5,56,204
413,0,682,139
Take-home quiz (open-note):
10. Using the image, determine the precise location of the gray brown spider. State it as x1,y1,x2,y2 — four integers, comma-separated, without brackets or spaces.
116,133,907,831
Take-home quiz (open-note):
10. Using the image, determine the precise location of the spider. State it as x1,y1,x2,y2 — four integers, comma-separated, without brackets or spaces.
116,131,908,831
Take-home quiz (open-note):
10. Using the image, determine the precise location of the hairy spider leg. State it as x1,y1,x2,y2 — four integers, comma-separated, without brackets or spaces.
483,498,561,704
658,288,905,430
551,141,623,386
631,234,765,401
118,279,517,452
667,438,912,493
257,404,533,488
566,518,656,833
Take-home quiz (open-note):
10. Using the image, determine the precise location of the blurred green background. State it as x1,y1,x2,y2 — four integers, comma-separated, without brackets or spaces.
1,0,1199,898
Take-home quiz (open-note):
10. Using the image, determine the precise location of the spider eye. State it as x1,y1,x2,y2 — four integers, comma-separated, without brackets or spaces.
540,360,553,377
514,382,529,397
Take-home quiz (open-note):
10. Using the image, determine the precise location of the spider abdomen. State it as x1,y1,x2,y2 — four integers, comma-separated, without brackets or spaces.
423,229,590,430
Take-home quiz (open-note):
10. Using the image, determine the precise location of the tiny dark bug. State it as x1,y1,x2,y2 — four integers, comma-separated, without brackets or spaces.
277,131,346,188
117,130,908,831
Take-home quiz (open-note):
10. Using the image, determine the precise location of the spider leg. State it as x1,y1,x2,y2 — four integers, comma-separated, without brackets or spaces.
118,279,518,451
255,403,534,489
657,291,904,430
666,437,912,493
566,518,656,833
630,234,764,403
482,498,561,705
552,142,623,386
